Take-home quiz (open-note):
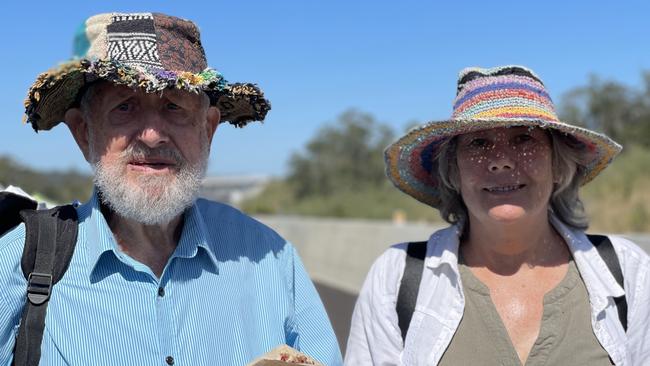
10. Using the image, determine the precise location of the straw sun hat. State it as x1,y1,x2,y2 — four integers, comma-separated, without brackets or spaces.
24,12,271,131
384,65,622,208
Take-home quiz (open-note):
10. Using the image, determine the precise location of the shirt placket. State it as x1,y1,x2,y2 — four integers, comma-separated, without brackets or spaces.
156,267,180,366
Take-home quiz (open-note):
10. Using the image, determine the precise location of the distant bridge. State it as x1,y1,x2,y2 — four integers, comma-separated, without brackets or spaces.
199,175,270,206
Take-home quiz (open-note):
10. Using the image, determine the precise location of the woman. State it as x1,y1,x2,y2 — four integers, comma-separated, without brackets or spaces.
345,66,649,365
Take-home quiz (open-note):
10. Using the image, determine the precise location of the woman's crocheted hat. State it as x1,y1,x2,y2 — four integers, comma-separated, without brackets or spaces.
24,12,271,131
384,65,622,209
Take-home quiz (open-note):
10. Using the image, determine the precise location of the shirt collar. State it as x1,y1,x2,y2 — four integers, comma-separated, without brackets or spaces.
82,189,218,281
424,225,462,270
549,214,625,309
422,217,625,308
83,190,120,277
175,201,219,268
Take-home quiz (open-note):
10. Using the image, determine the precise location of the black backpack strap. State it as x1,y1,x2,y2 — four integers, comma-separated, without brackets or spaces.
587,234,627,332
396,241,427,343
13,205,78,366
0,192,38,236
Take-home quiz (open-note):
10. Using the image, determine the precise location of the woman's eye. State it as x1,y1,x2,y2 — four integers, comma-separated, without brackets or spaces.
469,138,489,148
513,134,533,144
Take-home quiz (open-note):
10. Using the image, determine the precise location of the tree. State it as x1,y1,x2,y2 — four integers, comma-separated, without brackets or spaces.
558,71,650,147
288,109,395,198
0,156,93,204
625,71,650,148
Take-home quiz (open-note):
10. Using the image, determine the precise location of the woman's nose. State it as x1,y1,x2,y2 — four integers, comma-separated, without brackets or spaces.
487,148,515,172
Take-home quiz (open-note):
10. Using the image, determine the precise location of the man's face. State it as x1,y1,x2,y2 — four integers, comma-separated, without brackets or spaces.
70,82,220,224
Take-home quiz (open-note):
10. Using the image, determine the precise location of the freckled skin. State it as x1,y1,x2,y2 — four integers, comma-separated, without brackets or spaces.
456,126,554,225
457,126,571,364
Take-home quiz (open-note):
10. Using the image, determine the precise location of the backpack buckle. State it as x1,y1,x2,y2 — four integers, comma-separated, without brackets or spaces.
27,272,52,305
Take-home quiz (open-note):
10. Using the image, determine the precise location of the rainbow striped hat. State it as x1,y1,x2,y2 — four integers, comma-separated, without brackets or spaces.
385,65,622,209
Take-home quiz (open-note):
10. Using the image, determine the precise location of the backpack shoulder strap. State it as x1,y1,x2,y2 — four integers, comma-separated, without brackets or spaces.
396,241,427,343
13,205,78,366
587,234,627,332
0,192,37,236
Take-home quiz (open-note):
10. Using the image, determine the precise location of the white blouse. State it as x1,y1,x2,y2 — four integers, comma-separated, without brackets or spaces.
345,216,650,365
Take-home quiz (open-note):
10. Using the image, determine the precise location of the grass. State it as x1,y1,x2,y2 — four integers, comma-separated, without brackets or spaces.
243,182,444,222
581,144,650,232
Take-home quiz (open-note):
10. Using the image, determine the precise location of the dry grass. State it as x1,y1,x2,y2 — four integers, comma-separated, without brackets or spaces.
582,145,650,233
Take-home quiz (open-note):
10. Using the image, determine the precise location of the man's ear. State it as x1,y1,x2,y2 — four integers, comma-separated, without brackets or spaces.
205,106,221,145
64,108,92,162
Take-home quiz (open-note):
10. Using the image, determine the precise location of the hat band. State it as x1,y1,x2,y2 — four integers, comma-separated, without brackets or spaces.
451,78,558,121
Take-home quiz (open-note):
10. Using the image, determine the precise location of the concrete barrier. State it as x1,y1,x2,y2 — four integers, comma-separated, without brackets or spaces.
256,215,650,294
256,215,443,293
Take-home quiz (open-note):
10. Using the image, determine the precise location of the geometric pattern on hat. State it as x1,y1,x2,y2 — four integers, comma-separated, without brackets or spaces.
106,14,162,70
384,65,622,209
24,12,271,131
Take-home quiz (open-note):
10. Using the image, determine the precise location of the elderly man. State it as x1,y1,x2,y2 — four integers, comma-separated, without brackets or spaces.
0,12,342,365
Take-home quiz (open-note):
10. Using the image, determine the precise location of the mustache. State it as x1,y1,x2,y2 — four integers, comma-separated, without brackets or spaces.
119,143,185,166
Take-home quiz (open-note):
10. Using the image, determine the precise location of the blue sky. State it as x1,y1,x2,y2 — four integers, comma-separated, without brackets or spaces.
1,1,648,177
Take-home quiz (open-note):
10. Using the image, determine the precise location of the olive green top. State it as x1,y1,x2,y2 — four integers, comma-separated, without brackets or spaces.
438,258,613,366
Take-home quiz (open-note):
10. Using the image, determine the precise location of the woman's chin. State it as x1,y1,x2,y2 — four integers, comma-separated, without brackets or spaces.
487,204,527,223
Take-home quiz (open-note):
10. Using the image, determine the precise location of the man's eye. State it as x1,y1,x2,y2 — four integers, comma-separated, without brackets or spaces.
167,103,181,110
116,103,131,112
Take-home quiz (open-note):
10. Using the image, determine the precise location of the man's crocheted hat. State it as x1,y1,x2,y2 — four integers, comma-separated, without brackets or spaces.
24,12,271,131
384,65,622,208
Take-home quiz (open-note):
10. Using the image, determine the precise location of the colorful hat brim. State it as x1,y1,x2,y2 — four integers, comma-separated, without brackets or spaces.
384,118,622,208
24,59,271,131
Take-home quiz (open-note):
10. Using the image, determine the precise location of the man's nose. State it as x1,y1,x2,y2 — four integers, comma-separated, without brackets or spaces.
137,113,170,148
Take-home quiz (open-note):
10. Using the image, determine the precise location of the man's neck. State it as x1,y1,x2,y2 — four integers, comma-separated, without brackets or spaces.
101,204,183,278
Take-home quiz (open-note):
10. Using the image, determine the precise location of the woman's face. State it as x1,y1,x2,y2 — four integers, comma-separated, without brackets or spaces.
456,126,554,225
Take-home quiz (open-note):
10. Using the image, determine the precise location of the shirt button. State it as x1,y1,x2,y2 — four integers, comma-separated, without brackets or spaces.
165,356,174,365
158,287,165,297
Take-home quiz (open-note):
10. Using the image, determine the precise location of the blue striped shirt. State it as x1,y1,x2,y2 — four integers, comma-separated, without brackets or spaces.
0,191,342,365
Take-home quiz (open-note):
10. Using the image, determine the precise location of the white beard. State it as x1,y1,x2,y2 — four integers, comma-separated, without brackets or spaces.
91,141,208,225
